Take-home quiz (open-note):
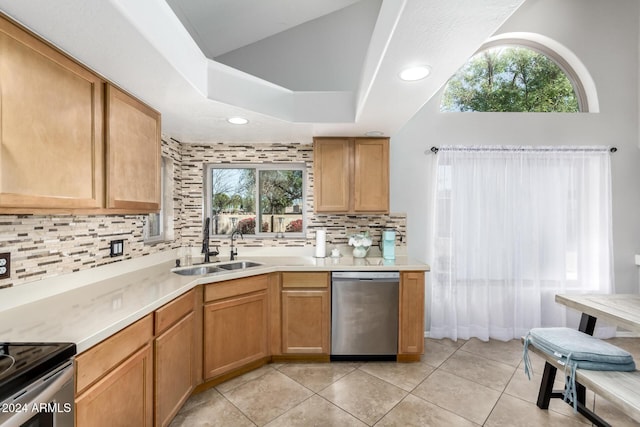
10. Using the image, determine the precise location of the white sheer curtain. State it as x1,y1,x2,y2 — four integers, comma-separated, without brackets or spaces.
430,146,614,341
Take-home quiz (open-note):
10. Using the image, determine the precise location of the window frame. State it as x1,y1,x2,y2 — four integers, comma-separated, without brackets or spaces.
144,156,167,243
204,163,307,238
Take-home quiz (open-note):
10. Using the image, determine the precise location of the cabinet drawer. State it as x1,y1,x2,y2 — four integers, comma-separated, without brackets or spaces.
204,275,268,302
281,272,329,288
76,314,153,394
155,290,195,335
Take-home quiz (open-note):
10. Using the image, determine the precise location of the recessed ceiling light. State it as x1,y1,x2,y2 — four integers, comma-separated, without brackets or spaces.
399,65,431,81
365,131,384,137
227,117,249,125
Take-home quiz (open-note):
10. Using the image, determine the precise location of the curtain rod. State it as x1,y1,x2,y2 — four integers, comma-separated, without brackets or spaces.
429,146,617,154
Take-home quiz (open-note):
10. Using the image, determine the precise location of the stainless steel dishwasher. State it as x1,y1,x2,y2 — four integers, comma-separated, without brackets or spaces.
331,271,399,360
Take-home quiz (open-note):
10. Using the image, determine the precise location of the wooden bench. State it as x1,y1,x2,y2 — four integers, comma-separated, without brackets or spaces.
524,340,640,426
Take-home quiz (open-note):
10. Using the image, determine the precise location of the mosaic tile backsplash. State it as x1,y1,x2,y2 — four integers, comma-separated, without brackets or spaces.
0,140,405,289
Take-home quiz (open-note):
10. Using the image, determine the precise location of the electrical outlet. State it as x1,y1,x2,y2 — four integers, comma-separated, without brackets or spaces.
0,253,10,279
110,240,124,257
111,294,123,311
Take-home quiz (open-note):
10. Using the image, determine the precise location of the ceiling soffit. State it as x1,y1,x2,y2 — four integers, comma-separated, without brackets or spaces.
212,0,382,92
0,0,526,141
165,0,363,58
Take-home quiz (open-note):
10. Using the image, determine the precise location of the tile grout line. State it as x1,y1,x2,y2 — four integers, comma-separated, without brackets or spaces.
214,365,281,426
425,342,487,426
480,360,521,426
216,386,259,426
263,363,367,426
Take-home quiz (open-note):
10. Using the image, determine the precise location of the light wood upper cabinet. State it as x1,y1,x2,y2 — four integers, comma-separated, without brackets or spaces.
0,15,104,211
0,16,162,214
313,138,351,212
313,137,389,214
353,139,389,212
106,84,161,212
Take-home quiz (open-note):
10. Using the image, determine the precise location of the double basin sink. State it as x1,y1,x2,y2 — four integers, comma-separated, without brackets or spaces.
172,260,263,276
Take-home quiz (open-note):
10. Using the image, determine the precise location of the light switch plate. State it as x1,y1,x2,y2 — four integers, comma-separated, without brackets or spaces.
0,253,10,279
110,240,124,257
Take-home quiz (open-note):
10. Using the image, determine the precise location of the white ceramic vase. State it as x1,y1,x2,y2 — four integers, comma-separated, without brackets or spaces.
352,246,369,258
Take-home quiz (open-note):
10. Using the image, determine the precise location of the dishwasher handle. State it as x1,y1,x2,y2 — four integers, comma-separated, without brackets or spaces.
331,271,399,281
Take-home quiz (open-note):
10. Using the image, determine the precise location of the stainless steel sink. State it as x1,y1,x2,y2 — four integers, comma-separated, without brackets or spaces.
218,261,263,271
172,260,263,275
172,265,221,276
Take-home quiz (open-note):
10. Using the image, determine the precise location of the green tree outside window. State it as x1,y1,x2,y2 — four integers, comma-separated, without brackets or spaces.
441,46,580,112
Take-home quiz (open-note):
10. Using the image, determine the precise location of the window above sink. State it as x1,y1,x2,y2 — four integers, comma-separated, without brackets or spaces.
204,164,306,238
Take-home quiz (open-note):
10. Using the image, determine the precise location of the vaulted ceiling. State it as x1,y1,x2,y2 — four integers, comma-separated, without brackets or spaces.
0,0,525,142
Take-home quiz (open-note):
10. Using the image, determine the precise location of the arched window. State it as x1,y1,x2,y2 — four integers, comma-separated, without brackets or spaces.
441,40,588,113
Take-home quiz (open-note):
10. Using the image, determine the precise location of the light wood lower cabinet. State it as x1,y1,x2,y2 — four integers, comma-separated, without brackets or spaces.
203,275,269,380
281,272,330,355
74,269,425,426
398,271,425,359
154,290,198,427
75,315,154,427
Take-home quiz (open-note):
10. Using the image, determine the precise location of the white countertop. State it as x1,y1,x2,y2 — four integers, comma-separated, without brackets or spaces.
0,250,428,353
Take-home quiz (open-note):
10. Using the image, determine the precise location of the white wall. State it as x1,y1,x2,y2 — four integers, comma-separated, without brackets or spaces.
390,0,640,329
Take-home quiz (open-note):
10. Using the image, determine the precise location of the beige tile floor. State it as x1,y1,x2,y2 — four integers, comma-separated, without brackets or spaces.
170,338,640,426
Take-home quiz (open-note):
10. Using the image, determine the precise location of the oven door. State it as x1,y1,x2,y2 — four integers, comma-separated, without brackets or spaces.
0,362,74,427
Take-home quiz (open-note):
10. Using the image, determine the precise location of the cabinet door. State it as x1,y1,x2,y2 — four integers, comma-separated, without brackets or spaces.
313,138,351,213
106,84,161,212
398,272,425,357
203,291,268,379
0,16,104,211
76,344,153,427
353,138,389,213
155,312,196,427
281,289,330,354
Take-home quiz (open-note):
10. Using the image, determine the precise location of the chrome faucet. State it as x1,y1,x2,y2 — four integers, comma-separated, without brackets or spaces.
202,217,219,263
230,228,243,261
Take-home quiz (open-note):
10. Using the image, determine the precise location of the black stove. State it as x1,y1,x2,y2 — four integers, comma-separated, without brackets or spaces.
0,343,76,404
